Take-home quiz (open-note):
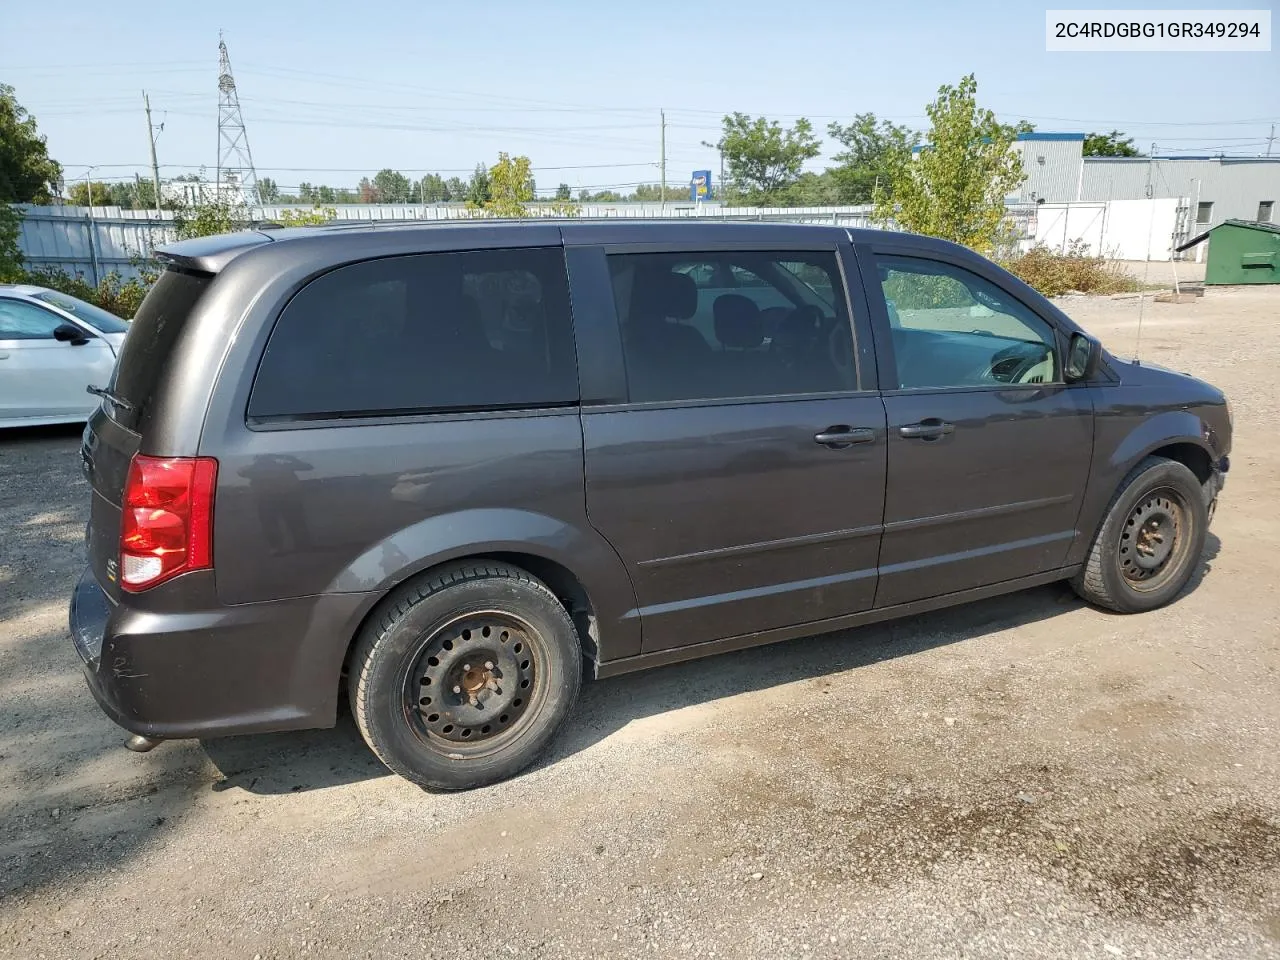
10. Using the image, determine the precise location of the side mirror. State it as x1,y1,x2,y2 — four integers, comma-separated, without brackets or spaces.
53,322,91,346
1064,331,1101,382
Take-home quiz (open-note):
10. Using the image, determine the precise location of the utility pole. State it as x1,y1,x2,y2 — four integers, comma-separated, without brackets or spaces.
143,91,163,216
660,109,667,212
1267,123,1276,158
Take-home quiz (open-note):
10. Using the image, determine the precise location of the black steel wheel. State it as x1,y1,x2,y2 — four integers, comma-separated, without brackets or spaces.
1117,488,1191,592
1072,456,1208,613
406,612,544,754
349,562,582,790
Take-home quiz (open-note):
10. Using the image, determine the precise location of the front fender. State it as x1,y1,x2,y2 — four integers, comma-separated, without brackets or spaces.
1065,399,1220,567
325,507,643,660
1104,409,1217,474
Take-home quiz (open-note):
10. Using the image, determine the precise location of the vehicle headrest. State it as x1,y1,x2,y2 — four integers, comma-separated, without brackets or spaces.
633,270,697,322
713,294,764,349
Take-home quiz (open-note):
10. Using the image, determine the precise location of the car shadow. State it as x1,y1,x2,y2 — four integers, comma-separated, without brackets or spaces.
205,578,1089,794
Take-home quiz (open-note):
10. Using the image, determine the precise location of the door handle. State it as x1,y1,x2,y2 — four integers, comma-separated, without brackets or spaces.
814,426,876,448
899,419,955,441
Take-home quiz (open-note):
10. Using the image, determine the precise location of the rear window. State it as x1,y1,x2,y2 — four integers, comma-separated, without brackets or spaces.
107,267,212,430
248,247,578,421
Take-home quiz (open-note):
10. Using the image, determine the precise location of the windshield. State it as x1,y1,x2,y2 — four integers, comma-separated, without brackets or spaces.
32,290,130,333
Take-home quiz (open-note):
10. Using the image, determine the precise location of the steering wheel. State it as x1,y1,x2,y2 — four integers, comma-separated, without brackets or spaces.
969,344,1054,385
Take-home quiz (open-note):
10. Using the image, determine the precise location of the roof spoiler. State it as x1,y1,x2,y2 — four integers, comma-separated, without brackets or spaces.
154,230,275,274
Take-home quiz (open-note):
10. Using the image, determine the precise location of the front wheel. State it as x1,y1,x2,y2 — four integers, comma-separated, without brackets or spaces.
1072,456,1208,613
348,561,582,790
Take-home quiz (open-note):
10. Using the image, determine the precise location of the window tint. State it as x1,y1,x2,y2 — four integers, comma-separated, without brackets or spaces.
877,256,1059,390
249,247,577,420
107,267,212,430
608,251,856,403
0,300,65,339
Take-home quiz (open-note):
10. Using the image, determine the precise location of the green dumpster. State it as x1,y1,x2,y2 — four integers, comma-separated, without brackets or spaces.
1202,219,1280,285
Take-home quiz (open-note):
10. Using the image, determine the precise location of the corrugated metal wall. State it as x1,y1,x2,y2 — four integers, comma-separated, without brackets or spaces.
14,205,176,282
1080,158,1280,230
1017,140,1085,203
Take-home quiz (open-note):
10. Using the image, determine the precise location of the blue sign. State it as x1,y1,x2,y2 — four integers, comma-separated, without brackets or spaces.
691,170,712,202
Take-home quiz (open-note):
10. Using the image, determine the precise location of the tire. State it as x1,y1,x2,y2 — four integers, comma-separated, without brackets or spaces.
1071,455,1208,613
348,561,582,790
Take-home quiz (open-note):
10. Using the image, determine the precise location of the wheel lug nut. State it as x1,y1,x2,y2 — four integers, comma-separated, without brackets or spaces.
462,663,471,671
452,685,462,694
484,661,494,670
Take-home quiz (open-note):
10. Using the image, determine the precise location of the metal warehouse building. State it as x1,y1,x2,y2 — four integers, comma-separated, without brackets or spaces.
1015,132,1279,233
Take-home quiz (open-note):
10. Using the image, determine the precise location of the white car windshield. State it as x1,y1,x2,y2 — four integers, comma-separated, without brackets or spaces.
32,290,130,333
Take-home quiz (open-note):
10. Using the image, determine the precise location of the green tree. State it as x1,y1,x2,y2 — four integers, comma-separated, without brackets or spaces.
466,163,492,205
298,181,316,202
0,85,61,204
0,204,22,281
272,206,337,226
358,177,377,202
257,176,281,202
707,113,821,205
444,176,466,200
877,74,1026,255
475,153,534,217
373,168,412,203
579,189,623,203
419,173,449,202
107,179,171,211
172,198,245,240
1083,130,1142,157
632,183,688,202
826,113,919,203
66,180,116,207
554,182,572,201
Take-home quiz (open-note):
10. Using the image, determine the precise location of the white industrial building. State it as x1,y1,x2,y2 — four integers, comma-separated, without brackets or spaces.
1015,132,1278,230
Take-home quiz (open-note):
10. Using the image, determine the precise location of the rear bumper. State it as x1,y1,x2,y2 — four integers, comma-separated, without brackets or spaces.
69,567,372,740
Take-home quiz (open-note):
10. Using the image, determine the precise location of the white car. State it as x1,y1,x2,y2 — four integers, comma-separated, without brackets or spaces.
0,284,130,428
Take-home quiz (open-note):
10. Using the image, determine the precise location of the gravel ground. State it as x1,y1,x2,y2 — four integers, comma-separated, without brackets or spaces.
1,286,1278,960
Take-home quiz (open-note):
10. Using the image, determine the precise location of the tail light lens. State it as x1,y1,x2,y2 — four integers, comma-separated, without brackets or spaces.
120,455,218,592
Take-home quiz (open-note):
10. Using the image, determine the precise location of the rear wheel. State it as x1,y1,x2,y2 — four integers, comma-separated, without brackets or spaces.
1072,456,1207,613
348,561,582,790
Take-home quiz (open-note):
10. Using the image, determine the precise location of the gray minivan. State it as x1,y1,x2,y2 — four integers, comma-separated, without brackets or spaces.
70,221,1230,790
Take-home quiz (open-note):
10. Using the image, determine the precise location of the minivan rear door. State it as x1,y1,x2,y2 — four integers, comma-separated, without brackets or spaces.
80,267,214,600
569,232,887,654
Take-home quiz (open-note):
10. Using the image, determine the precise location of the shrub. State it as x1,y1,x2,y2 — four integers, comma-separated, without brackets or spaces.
1001,241,1140,298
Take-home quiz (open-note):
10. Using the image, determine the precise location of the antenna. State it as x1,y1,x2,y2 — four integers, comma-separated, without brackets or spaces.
216,32,261,208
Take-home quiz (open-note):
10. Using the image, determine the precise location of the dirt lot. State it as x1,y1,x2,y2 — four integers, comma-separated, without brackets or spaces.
2,286,1278,960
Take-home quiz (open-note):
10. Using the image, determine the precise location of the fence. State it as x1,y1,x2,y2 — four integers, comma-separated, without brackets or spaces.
1012,198,1191,262
13,204,176,283
11,198,1188,284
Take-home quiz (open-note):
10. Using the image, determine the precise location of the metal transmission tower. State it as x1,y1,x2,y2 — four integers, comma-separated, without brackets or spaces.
215,33,261,207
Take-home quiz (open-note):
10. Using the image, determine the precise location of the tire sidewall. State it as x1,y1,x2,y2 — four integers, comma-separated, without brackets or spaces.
1097,460,1207,612
361,576,581,790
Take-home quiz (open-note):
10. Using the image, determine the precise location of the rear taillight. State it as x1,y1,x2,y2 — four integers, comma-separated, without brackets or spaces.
120,455,217,592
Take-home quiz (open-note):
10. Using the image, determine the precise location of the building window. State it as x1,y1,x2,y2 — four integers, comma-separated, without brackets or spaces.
1195,202,1214,224
1259,201,1275,224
